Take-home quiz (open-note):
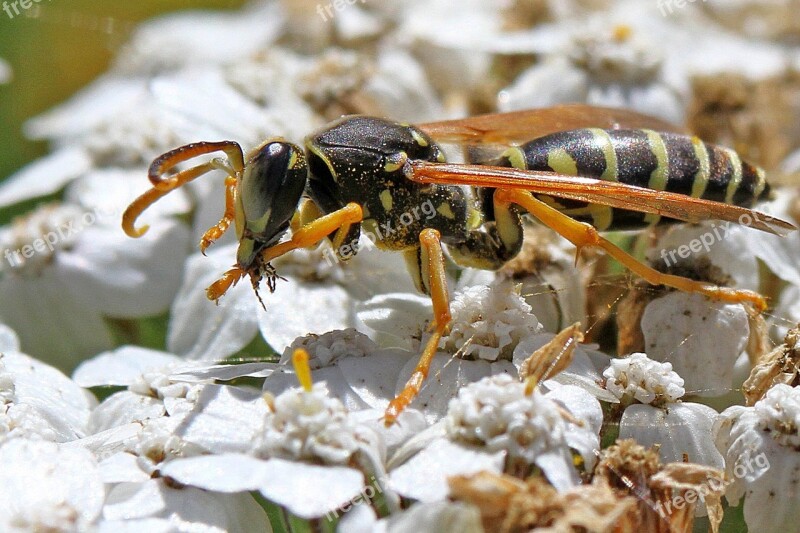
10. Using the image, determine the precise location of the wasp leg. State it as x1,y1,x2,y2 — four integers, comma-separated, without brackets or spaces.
259,203,364,263
496,189,767,312
385,229,451,426
205,203,364,302
200,176,238,254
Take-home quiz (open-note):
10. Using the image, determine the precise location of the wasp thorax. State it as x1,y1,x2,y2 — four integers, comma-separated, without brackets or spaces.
0,203,109,277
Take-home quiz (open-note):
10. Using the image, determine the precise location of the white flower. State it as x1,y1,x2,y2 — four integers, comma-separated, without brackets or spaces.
256,382,379,465
389,373,599,501
714,384,800,532
0,349,93,444
163,382,391,519
605,353,723,469
0,202,190,368
442,280,543,362
604,353,685,405
73,346,210,434
0,439,105,531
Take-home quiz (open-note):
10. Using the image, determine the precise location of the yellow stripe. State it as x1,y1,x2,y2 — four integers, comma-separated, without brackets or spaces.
753,167,767,199
588,128,617,230
724,148,743,205
644,130,669,224
547,148,579,175
690,137,710,199
502,147,527,170
589,128,618,182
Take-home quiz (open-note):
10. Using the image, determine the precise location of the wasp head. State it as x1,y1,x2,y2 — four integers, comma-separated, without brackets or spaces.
234,140,308,291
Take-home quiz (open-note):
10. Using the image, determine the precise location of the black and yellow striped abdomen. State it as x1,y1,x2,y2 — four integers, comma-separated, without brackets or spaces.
497,128,770,231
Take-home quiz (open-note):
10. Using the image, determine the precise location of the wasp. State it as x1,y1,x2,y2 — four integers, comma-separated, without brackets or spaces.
122,104,795,425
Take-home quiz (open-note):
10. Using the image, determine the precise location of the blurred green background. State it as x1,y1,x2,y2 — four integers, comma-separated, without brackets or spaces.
0,0,246,223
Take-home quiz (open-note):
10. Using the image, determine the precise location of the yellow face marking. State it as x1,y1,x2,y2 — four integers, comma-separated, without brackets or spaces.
436,202,456,219
248,208,273,234
588,128,618,182
380,189,393,212
502,147,527,170
287,151,298,169
690,137,710,199
644,130,669,224
410,129,429,148
547,148,579,176
723,148,744,205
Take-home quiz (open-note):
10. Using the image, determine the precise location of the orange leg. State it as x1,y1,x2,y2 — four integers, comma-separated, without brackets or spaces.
496,189,767,312
259,203,363,263
200,176,238,254
385,229,451,426
205,203,364,302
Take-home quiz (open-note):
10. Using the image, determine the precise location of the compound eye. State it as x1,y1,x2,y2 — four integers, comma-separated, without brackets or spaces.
240,141,307,245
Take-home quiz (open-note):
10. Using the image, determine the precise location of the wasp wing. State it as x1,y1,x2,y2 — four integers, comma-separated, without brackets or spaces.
407,161,796,236
418,105,687,147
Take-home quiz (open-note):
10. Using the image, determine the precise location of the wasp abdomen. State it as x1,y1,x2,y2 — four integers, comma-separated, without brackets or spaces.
498,129,769,230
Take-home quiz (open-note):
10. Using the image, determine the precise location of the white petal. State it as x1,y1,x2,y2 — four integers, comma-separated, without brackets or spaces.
621,403,723,468
89,391,166,433
257,279,352,352
0,323,20,352
0,440,104,530
121,4,282,72
0,146,92,207
160,453,271,492
2,351,93,440
167,245,260,361
262,366,373,411
357,293,431,349
24,76,148,140
176,384,269,454
389,439,504,502
97,452,151,484
73,346,183,387
641,292,748,397
337,350,413,409
258,458,366,519
382,502,483,533
0,270,114,366
59,220,191,317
